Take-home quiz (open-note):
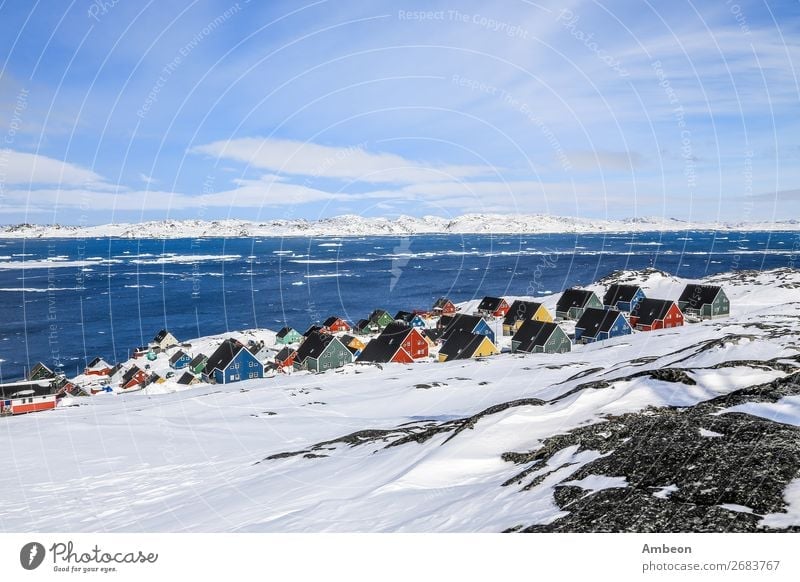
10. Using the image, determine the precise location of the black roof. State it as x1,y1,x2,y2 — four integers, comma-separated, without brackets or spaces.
275,346,295,362
355,334,405,363
121,366,144,385
439,331,487,360
503,300,544,326
87,356,107,368
303,324,324,337
678,284,722,308
294,331,337,362
603,284,643,306
512,320,561,352
433,297,453,309
276,326,297,339
369,309,390,322
169,350,188,365
176,372,197,385
205,339,244,373
189,354,207,368
152,329,172,343
394,310,418,323
437,314,455,329
441,314,484,340
557,288,597,312
477,296,505,312
323,316,346,327
381,321,414,340
575,308,625,338
354,319,373,332
425,328,445,342
340,334,358,346
0,380,55,399
632,298,676,326
29,362,55,378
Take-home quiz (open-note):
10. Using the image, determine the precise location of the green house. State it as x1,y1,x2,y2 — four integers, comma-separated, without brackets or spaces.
28,362,55,381
678,285,730,319
511,321,572,354
275,327,303,344
555,288,603,320
189,354,208,375
293,332,353,373
368,309,394,330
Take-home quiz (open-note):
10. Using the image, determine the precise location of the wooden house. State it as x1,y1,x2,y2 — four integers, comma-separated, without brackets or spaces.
437,314,455,330
303,324,325,337
84,357,112,376
340,334,366,356
476,296,510,318
357,323,429,364
176,372,200,386
292,331,353,373
678,285,729,319
368,309,394,330
322,316,351,333
394,310,426,328
556,288,603,320
574,308,632,343
441,313,496,345
121,366,149,390
354,318,380,335
603,284,646,312
438,331,499,362
511,321,571,354
28,362,55,381
502,300,553,335
432,297,458,315
203,339,265,384
630,299,684,331
188,354,208,375
274,346,297,369
0,391,57,416
151,329,179,350
275,327,303,345
168,350,192,370
131,346,149,359
247,341,271,362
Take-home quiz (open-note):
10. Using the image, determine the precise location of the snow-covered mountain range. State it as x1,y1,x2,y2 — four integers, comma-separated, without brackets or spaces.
3,214,800,238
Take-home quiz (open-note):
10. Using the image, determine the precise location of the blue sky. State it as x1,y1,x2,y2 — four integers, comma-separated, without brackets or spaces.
0,0,798,224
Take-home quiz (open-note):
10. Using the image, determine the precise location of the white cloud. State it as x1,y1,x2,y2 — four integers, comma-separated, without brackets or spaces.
0,150,104,186
139,173,158,185
190,137,497,183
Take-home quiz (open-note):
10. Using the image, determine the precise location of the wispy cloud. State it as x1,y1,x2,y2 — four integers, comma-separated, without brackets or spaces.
0,150,104,186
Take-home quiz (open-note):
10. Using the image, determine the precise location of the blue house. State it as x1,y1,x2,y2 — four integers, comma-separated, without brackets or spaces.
394,310,426,329
574,308,632,344
603,284,646,313
441,313,495,345
168,350,192,370
203,339,264,384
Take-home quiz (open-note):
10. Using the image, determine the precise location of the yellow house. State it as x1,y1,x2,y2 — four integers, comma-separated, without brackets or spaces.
502,301,553,335
438,331,499,362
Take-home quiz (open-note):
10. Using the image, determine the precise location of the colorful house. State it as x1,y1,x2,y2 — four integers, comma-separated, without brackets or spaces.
574,308,632,343
340,334,366,357
28,362,55,381
678,285,730,320
303,324,325,337
121,366,149,390
151,329,179,350
0,388,57,416
438,331,499,362
203,339,265,384
357,323,429,364
322,316,351,333
293,331,353,373
432,297,458,315
274,346,297,369
188,354,208,375
511,321,572,354
84,357,112,376
502,300,553,335
441,313,496,345
476,296,510,318
169,350,192,370
556,288,603,320
368,309,395,330
394,310,426,328
275,327,303,345
603,284,646,312
630,299,684,331
354,318,380,335
176,372,200,386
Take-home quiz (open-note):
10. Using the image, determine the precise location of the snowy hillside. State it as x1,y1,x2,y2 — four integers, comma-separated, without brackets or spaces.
2,214,800,238
2,268,800,532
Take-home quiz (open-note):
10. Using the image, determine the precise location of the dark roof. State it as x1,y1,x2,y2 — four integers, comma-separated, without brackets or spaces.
323,316,347,328
205,339,245,373
424,328,444,341
189,354,207,368
441,314,484,340
303,325,324,337
369,309,390,322
575,308,625,338
152,329,172,343
380,321,414,340
354,319,373,332
176,372,197,385
603,284,643,306
355,334,405,363
29,362,55,378
121,366,144,385
433,297,453,309
394,310,418,323
439,331,487,360
275,346,295,362
512,320,561,352
0,380,55,399
276,327,297,339
340,334,358,346
437,314,455,329
503,300,544,326
477,296,505,312
632,298,676,326
678,284,722,309
294,331,336,362
556,288,597,312
169,350,188,365
87,356,107,368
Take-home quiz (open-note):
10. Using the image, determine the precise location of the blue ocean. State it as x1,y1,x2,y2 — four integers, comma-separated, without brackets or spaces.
0,231,796,380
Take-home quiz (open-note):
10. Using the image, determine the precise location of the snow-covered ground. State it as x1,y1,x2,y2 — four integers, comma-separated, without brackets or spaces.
2,214,800,239
1,268,799,532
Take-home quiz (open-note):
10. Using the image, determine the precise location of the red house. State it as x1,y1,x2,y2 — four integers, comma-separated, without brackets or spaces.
84,357,112,376
0,392,57,415
432,297,457,315
355,323,429,364
477,296,510,318
629,298,684,331
322,316,351,333
274,347,297,369
120,366,149,390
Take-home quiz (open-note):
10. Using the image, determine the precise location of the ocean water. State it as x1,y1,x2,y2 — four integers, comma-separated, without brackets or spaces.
0,231,797,380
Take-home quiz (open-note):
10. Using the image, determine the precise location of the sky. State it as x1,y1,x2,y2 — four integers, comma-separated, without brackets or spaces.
0,0,798,225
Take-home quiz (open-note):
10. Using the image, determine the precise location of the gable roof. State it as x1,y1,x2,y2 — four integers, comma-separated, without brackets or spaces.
275,346,296,362
433,297,453,309
381,321,415,339
303,324,324,337
354,318,373,332
205,339,245,373
294,331,337,362
355,333,407,363
394,310,419,323
152,329,174,343
29,362,54,377
632,298,676,326
176,372,197,385
86,356,109,368
556,288,597,312
323,316,347,328
503,300,544,325
477,296,505,312
369,309,390,322
439,331,488,360
441,313,485,340
512,320,561,351
575,308,625,337
169,350,188,365
678,284,722,308
121,366,145,385
0,379,56,399
189,354,207,368
276,326,298,339
603,284,643,306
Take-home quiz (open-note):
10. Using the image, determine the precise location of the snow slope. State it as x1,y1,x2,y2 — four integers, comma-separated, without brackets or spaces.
1,268,799,532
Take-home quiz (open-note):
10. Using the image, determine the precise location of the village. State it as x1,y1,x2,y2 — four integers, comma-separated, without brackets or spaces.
0,280,730,417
